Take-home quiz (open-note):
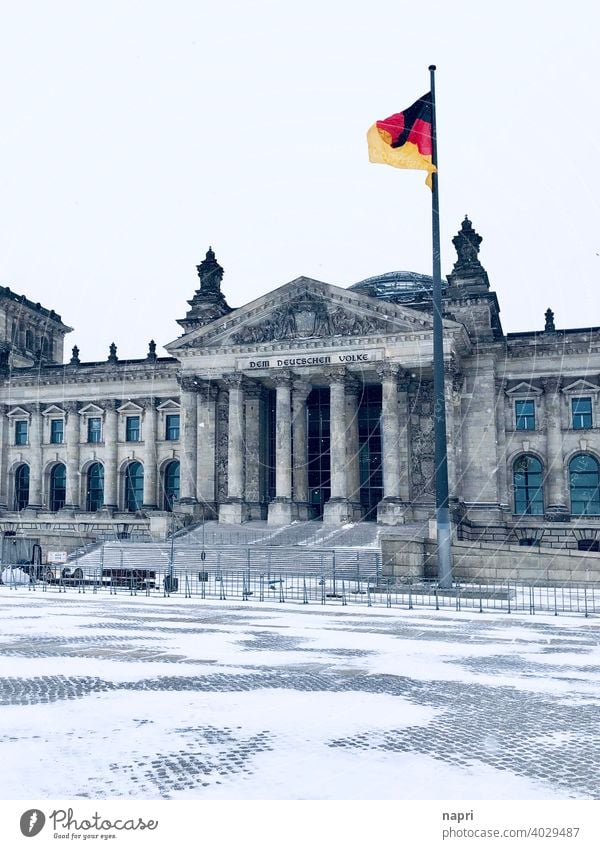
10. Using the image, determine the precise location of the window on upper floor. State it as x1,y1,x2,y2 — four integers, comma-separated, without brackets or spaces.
125,415,140,442
572,397,592,430
15,420,28,445
50,419,64,444
165,414,180,441
87,417,102,443
515,399,535,431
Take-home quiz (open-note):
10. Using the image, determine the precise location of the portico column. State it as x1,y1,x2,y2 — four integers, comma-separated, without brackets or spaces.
27,405,43,509
443,361,459,502
268,372,297,525
142,398,158,510
377,363,406,525
197,383,218,517
323,368,353,524
219,374,249,523
102,400,118,510
244,381,263,519
397,373,411,504
64,402,80,510
344,377,361,505
543,377,569,518
179,378,198,504
292,380,311,518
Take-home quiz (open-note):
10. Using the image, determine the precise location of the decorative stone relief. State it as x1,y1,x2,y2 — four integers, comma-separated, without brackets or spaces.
230,292,390,344
216,390,229,502
409,381,435,499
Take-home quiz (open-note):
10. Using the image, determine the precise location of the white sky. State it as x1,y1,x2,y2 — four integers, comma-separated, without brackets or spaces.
1,1,599,361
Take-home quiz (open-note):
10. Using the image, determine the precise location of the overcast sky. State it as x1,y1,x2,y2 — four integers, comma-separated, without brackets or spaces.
1,1,598,362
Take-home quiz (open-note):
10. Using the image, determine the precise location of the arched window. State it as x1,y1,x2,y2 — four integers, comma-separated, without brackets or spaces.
569,454,600,515
25,329,34,351
14,464,29,511
49,463,66,511
125,461,144,512
41,337,50,358
86,462,104,512
163,460,180,511
513,455,544,515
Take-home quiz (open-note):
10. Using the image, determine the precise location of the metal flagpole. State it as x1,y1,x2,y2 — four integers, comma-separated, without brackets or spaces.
429,64,453,588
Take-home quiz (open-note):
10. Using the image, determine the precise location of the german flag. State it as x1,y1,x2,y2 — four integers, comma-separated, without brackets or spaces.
367,93,437,189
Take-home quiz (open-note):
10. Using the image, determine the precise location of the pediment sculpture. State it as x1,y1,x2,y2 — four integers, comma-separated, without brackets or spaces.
230,292,389,344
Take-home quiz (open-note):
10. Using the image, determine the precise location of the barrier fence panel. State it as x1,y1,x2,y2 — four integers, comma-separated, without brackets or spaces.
0,557,598,618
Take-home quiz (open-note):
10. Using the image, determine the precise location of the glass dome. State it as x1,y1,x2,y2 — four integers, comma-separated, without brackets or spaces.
349,270,442,304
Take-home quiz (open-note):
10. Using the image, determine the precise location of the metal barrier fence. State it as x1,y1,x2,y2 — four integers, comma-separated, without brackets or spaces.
1,563,598,617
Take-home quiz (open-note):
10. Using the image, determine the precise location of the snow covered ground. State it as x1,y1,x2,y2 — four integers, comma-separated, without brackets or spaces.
0,589,598,800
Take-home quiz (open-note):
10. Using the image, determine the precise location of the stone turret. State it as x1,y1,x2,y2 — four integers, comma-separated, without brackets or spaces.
446,216,490,292
177,247,233,332
443,217,502,341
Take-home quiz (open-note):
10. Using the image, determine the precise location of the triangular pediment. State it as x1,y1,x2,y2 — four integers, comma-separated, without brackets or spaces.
505,381,543,396
166,277,453,354
7,406,30,418
42,404,66,417
117,401,144,414
78,403,104,415
156,399,181,412
562,378,600,395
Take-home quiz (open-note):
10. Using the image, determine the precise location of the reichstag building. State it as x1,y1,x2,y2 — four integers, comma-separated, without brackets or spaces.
1,217,599,551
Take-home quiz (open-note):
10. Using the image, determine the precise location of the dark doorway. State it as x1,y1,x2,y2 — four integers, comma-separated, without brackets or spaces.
358,385,383,520
307,388,331,517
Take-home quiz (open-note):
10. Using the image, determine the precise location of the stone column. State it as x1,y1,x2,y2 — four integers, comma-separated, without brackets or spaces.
377,363,406,525
64,402,80,510
268,372,296,525
323,368,353,524
397,373,411,504
292,380,311,519
27,405,43,509
543,377,569,518
197,383,218,517
244,381,263,519
179,378,198,504
344,377,361,506
102,400,118,510
142,398,158,510
444,361,459,501
219,374,249,523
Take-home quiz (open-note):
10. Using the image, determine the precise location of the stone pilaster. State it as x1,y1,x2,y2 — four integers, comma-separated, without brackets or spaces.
219,374,249,523
495,379,509,511
0,405,8,509
543,377,569,519
377,363,406,525
142,398,158,510
27,404,43,509
102,400,118,511
197,383,218,517
179,378,199,504
443,360,459,502
397,373,411,504
323,368,355,524
268,372,297,525
292,380,312,519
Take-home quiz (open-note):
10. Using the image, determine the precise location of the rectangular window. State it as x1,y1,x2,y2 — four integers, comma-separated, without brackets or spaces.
515,399,535,431
165,414,180,441
572,397,592,430
87,417,102,443
50,419,64,444
125,415,140,442
15,420,28,445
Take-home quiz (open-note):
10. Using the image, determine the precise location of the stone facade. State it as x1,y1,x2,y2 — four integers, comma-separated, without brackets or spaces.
1,218,600,555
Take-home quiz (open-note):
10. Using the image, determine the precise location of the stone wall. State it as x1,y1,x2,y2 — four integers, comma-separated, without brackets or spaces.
381,533,600,584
